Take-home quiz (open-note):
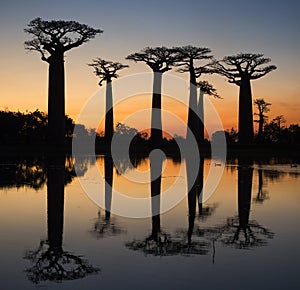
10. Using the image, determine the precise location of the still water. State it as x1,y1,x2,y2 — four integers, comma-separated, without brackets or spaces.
0,155,299,289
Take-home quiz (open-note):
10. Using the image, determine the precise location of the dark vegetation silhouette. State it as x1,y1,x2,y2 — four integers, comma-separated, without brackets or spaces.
24,18,102,146
126,47,178,146
1,108,299,156
0,110,75,145
173,46,214,145
211,53,277,144
89,58,128,145
24,156,99,283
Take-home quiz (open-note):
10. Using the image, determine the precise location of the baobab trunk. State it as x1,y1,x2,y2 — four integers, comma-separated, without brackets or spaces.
48,52,65,146
238,78,254,144
47,155,65,251
198,90,205,144
151,72,163,144
105,79,114,144
187,69,200,145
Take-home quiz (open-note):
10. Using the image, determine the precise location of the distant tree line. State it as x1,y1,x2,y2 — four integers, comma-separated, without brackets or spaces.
219,122,300,145
0,110,74,145
1,108,299,149
213,98,300,145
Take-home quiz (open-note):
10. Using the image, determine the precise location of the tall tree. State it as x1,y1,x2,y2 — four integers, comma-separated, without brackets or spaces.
173,46,213,144
126,47,178,145
89,58,128,144
24,18,102,146
197,81,221,143
211,53,276,144
253,98,271,142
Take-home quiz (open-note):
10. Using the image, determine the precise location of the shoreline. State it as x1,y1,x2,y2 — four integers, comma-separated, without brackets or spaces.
0,143,299,158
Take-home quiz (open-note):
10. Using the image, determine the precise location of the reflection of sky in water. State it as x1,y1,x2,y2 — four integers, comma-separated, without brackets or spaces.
0,156,299,289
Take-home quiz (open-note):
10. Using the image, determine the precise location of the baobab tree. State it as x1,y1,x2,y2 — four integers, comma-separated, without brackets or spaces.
253,98,271,141
211,53,277,144
197,81,221,143
173,46,213,144
89,58,128,144
126,47,178,145
24,18,102,146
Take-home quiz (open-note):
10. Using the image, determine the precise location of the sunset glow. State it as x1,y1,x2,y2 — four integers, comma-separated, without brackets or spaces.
0,0,299,137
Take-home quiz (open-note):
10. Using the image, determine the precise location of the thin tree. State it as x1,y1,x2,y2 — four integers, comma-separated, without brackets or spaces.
273,115,286,130
253,98,271,141
197,81,221,143
173,46,213,144
126,47,178,145
88,58,128,144
211,53,276,144
24,18,102,146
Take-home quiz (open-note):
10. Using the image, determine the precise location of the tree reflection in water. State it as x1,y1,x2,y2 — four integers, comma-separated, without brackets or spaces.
91,156,126,239
253,164,269,204
125,153,209,256
126,157,274,259
204,160,274,251
24,155,99,283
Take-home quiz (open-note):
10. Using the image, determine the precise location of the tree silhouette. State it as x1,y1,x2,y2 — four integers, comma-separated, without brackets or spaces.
126,47,178,145
173,46,213,144
211,53,276,144
24,18,102,145
263,115,287,143
24,156,99,283
273,115,286,130
197,81,221,144
89,59,128,144
254,98,271,142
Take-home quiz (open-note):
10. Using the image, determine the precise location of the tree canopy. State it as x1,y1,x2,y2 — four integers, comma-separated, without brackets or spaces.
126,46,178,72
24,17,102,62
211,53,277,85
197,81,221,98
173,45,213,81
88,58,128,86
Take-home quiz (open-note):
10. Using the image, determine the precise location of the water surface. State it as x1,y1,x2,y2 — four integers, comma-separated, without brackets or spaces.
0,155,299,289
